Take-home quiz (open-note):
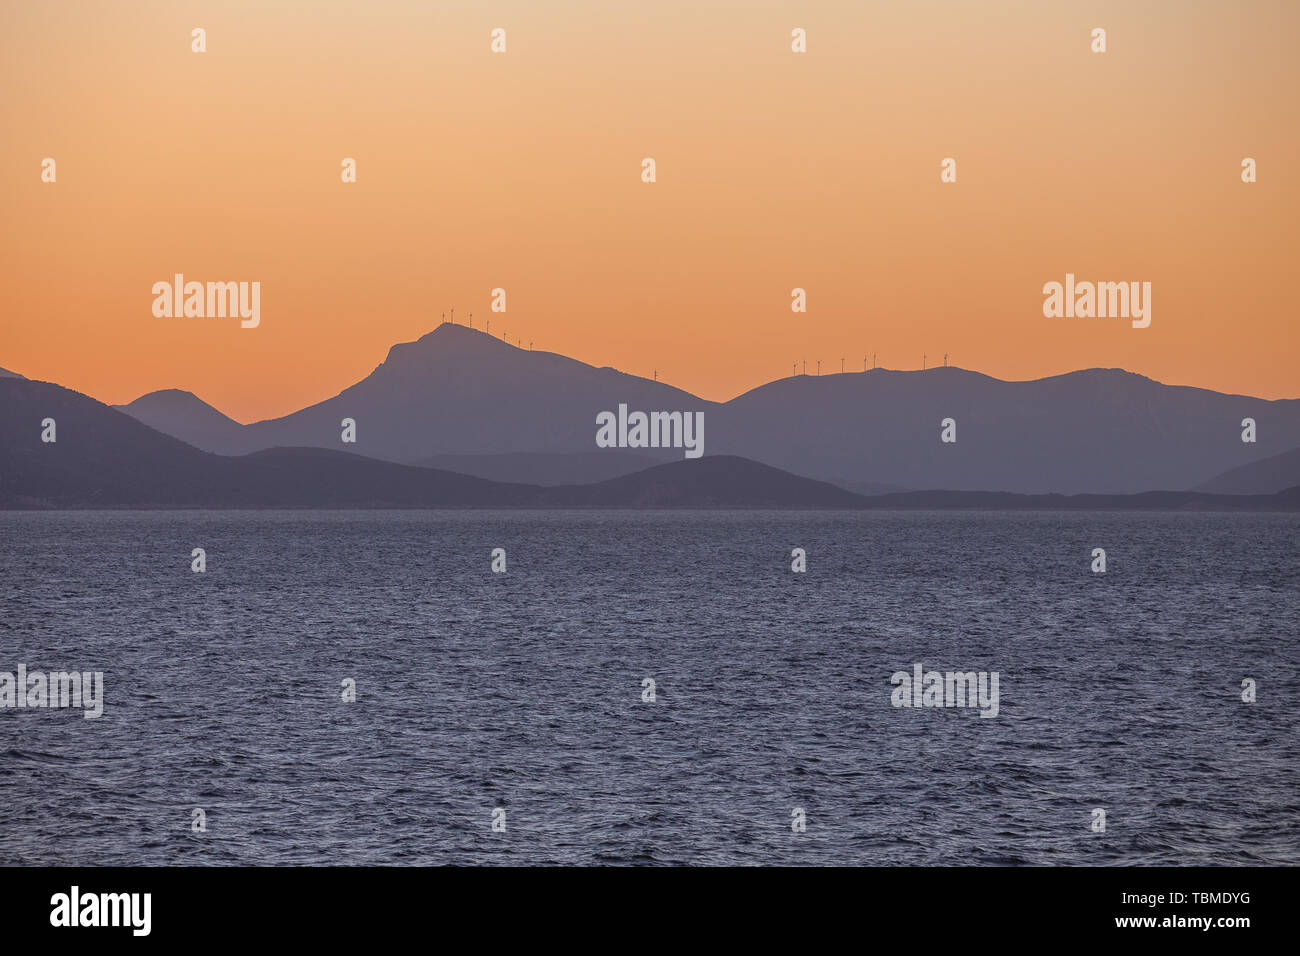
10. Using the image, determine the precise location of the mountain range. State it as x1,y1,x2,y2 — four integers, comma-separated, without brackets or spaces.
2,324,1298,508
107,324,1300,495
0,377,890,508
4,375,1298,509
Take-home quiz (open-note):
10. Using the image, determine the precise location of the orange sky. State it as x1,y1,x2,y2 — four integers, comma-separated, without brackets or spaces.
2,0,1297,423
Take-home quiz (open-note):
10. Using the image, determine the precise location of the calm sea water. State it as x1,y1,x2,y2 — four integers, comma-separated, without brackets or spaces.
1,510,1296,866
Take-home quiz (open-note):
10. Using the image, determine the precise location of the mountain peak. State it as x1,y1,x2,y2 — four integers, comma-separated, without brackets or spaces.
118,388,236,418
114,387,250,454
122,387,203,406
380,322,526,369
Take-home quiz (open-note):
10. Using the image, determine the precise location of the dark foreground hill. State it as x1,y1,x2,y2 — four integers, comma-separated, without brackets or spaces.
858,487,1300,511
543,455,868,508
411,450,658,486
1,379,535,507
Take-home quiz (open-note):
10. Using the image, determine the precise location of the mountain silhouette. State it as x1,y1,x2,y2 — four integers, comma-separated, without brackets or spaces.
81,323,1300,494
0,378,861,508
856,487,1300,511
410,450,658,486
4,377,1297,510
114,388,256,455
0,378,536,507
242,325,707,464
708,366,1300,495
543,455,867,507
1194,445,1300,495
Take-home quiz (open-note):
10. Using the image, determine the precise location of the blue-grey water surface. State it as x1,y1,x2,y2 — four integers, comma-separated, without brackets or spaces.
1,510,1296,865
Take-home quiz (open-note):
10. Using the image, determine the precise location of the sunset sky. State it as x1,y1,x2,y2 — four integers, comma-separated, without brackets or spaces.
2,0,1297,423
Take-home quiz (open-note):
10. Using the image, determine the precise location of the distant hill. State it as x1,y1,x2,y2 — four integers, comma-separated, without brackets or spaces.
708,366,1300,495
0,366,25,379
542,455,868,508
859,488,1300,511
1194,446,1300,495
114,388,256,456
411,450,658,486
110,324,1300,495
824,477,912,496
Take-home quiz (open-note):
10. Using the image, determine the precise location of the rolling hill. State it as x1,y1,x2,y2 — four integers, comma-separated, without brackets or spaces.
1194,446,1300,495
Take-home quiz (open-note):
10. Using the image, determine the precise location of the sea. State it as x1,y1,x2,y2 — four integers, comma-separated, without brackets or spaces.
1,510,1296,865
